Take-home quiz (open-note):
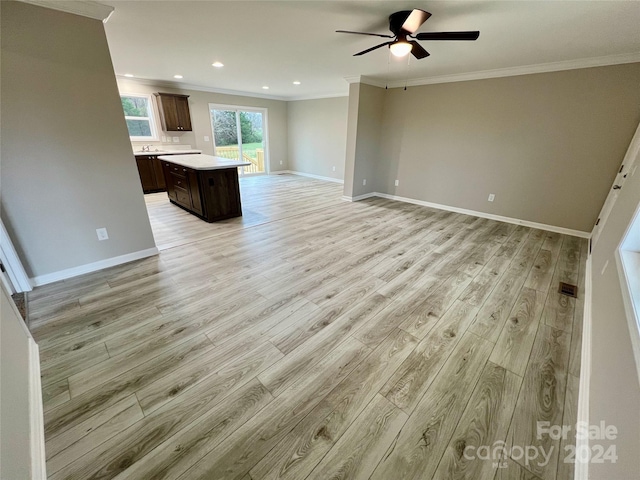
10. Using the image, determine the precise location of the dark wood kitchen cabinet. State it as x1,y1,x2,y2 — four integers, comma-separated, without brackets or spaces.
136,155,166,193
154,93,192,131
162,160,242,222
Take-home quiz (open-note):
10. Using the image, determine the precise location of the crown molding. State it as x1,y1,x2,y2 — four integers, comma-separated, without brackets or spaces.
344,75,387,89
287,92,349,101
116,76,289,101
384,52,640,89
19,0,114,22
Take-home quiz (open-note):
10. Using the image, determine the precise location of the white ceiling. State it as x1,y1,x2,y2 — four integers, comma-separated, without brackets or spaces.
102,0,640,100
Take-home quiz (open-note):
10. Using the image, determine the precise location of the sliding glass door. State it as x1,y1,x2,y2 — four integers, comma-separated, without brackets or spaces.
210,105,268,175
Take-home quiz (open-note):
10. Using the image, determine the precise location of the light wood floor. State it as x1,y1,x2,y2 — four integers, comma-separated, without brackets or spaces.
30,174,586,480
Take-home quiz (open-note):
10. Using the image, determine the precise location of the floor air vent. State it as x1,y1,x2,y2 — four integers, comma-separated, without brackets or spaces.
559,282,578,298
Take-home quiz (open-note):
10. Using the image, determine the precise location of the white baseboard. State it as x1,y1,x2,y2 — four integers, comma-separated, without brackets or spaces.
575,256,592,480
278,170,344,184
28,339,46,479
350,191,591,238
341,193,377,202
29,247,159,287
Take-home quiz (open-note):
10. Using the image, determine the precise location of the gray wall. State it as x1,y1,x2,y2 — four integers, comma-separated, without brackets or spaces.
116,78,289,173
287,97,348,181
1,282,44,479
1,1,156,279
344,83,386,198
373,63,640,233
589,129,640,479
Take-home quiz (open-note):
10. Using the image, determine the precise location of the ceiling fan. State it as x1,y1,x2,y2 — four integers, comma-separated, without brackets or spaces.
337,9,479,59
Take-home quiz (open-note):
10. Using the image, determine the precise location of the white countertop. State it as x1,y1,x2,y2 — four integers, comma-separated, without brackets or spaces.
158,154,251,170
134,149,202,157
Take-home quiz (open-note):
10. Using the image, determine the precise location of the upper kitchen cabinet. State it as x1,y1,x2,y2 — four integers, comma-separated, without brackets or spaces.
154,93,192,131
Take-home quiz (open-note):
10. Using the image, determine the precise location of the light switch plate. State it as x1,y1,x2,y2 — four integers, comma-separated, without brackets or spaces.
363,179,367,186
488,194,495,202
395,180,399,186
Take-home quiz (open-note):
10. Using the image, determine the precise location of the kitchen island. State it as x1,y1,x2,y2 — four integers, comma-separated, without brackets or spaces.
158,154,250,222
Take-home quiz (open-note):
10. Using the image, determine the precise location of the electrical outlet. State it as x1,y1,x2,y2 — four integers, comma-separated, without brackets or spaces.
204,136,210,142
173,137,179,142
161,135,167,143
96,228,109,241
395,179,399,186
280,160,283,165
488,194,495,202
332,166,336,172
363,179,367,186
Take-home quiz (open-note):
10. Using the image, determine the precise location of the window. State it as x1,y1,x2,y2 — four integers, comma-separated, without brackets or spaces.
120,94,157,140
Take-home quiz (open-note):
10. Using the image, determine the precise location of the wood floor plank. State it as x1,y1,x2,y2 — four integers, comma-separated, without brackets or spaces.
489,287,545,377
258,294,386,397
399,269,474,339
111,378,273,480
370,332,494,480
44,334,214,439
431,362,522,480
42,379,70,412
523,249,554,292
41,342,110,388
469,273,526,343
494,458,543,480
556,373,579,480
49,341,283,480
46,394,143,475
381,300,479,413
305,394,408,480
506,325,571,480
250,329,416,480
176,337,371,480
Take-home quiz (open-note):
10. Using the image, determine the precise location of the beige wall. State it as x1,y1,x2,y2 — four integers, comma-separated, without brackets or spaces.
116,78,289,173
589,125,640,479
375,63,640,232
287,97,348,181
344,83,386,198
1,1,156,280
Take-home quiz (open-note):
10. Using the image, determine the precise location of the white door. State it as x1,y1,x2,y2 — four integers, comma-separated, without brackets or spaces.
592,121,640,250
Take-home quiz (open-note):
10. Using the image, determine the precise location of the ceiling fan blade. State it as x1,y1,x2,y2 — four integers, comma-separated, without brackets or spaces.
353,41,393,56
336,30,394,38
409,41,430,59
415,31,480,41
401,9,431,34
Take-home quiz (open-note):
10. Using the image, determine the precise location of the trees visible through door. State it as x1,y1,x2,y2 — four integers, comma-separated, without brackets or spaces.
211,107,266,175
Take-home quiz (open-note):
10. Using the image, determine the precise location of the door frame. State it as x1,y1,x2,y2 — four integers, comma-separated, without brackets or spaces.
208,103,270,176
591,120,640,250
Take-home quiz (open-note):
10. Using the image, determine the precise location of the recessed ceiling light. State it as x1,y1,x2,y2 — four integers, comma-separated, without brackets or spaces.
173,75,183,79
124,73,134,77
212,62,224,68
293,81,301,85
262,86,269,90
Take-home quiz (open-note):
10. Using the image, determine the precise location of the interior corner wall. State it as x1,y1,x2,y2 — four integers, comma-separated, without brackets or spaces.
287,97,348,181
589,124,640,478
116,78,289,173
0,1,157,279
344,82,386,198
376,63,640,232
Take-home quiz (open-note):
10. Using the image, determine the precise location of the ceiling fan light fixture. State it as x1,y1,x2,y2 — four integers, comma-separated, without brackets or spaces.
390,41,412,57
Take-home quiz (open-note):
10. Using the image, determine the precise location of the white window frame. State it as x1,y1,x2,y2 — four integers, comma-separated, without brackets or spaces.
121,93,158,141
